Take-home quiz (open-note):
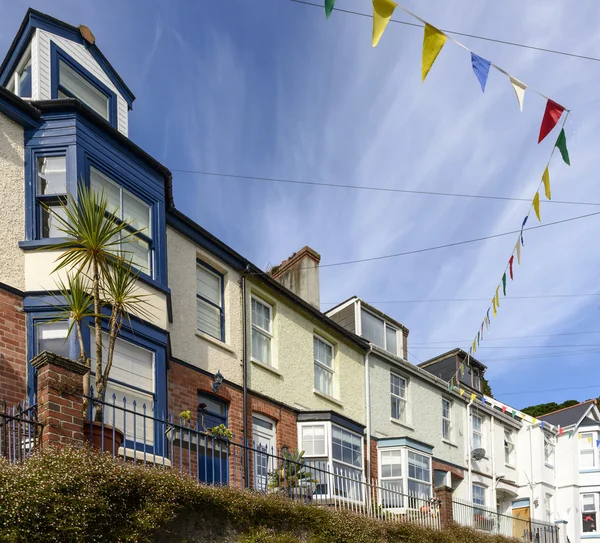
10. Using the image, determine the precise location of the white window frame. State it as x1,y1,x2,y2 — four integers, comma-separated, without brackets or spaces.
579,432,598,470
544,435,555,467
298,422,328,458
582,492,599,534
252,413,277,491
251,295,273,366
473,371,481,392
6,46,32,98
390,372,408,423
360,307,400,356
472,483,486,506
472,414,484,451
504,428,515,466
407,450,432,498
313,334,335,397
196,261,224,341
442,398,452,441
379,448,404,509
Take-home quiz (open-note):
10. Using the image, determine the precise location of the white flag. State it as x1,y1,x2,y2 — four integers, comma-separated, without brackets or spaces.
510,76,526,112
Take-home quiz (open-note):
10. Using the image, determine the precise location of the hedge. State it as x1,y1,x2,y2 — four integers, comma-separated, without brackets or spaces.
0,447,520,543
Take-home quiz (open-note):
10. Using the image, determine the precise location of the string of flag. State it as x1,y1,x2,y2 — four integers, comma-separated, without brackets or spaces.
323,1,576,400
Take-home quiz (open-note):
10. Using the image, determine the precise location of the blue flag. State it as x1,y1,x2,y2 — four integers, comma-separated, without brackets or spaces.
471,53,491,92
521,216,528,246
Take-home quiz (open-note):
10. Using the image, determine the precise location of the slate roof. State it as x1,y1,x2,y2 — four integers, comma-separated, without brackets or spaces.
538,400,594,428
579,416,599,428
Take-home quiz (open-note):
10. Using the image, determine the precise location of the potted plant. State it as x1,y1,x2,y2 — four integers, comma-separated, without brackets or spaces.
43,184,152,451
268,449,316,499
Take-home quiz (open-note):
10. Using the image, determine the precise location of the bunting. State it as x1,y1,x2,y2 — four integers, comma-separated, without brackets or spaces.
541,421,545,429
502,273,507,296
556,129,570,166
521,216,528,246
510,77,526,111
533,192,541,222
569,431,573,439
460,388,465,397
539,100,565,143
470,393,476,401
422,24,446,82
495,286,500,308
471,53,491,92
511,410,516,419
558,425,562,436
501,405,507,413
515,241,521,265
492,297,497,317
324,0,336,19
481,396,486,405
542,167,551,200
372,0,398,48
508,255,514,280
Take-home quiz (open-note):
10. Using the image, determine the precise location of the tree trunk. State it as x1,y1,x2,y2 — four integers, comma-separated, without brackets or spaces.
92,259,104,422
103,306,119,401
76,321,91,417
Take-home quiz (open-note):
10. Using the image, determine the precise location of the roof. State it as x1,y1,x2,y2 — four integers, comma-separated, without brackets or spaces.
539,400,595,428
419,348,487,372
167,210,370,352
0,9,135,105
580,416,599,428
325,296,409,334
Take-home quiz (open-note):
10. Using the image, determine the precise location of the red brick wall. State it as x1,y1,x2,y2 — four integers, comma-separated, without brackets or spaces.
367,437,378,483
0,286,26,406
432,458,464,482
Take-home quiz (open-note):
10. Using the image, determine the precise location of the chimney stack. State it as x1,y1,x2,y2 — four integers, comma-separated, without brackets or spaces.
269,246,321,309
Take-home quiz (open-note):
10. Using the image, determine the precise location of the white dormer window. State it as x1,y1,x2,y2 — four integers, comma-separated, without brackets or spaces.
6,46,32,99
58,60,109,120
361,308,399,356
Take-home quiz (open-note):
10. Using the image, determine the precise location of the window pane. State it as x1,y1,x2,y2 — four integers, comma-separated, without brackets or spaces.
302,425,325,456
381,450,402,478
123,190,150,234
361,310,384,347
314,365,333,396
332,426,362,468
198,394,227,418
408,451,430,483
314,337,333,369
390,374,406,399
59,60,109,119
252,298,271,333
473,484,486,506
385,326,397,355
197,266,221,306
90,168,121,214
38,156,67,195
37,321,69,357
252,329,270,365
103,380,154,445
197,298,221,339
121,234,150,271
18,54,32,98
40,203,67,238
408,480,430,498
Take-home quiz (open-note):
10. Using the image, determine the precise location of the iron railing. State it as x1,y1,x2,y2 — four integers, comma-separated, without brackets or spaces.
0,398,41,462
453,497,559,543
85,391,441,529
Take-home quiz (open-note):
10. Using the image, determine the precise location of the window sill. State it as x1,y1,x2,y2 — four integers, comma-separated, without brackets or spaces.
313,389,343,407
442,439,457,448
196,330,236,354
390,418,414,431
579,468,600,474
505,463,516,470
581,535,600,539
251,359,282,377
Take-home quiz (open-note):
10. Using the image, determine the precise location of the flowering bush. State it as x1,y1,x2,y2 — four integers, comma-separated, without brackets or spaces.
0,447,522,543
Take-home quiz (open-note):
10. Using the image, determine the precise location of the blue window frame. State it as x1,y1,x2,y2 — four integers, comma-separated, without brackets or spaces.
196,260,225,341
198,393,229,484
50,43,118,127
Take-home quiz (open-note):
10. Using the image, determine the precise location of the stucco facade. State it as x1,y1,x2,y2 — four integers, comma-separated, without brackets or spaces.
167,225,243,383
247,279,366,425
0,112,25,292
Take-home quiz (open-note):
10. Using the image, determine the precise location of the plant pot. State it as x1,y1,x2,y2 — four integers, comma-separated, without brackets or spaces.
83,421,124,453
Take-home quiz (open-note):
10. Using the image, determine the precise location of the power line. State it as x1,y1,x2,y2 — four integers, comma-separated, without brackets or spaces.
317,210,600,268
481,348,600,362
322,293,600,305
411,343,600,350
495,384,600,397
288,0,600,64
410,330,600,345
170,168,600,208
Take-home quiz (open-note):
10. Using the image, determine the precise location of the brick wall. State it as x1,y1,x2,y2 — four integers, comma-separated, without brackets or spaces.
368,437,378,483
0,285,26,406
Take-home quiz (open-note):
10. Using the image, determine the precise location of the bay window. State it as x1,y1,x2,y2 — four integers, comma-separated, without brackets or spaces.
378,448,432,508
314,335,334,397
36,155,67,239
407,451,431,497
380,450,403,507
90,167,153,275
582,493,598,533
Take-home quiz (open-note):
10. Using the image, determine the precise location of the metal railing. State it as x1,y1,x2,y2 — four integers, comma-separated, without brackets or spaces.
85,391,441,529
0,398,41,462
453,497,559,543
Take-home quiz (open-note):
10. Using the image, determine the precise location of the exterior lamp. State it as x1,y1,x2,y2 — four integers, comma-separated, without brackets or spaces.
212,370,224,393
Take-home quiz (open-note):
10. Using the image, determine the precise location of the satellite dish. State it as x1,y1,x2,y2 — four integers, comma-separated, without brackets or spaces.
472,448,486,461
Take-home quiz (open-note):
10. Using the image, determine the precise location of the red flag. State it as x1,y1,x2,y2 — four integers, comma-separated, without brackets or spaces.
502,406,507,413
538,100,564,143
508,255,514,280
558,426,563,436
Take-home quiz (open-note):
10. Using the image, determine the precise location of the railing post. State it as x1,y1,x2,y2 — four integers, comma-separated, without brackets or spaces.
435,485,454,528
31,351,87,448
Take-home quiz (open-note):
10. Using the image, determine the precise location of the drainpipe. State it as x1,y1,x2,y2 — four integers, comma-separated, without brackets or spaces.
364,345,373,483
491,413,496,508
529,424,535,520
241,266,250,486
467,397,474,502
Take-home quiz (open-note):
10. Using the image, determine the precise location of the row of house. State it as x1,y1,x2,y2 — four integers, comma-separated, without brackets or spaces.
0,9,598,543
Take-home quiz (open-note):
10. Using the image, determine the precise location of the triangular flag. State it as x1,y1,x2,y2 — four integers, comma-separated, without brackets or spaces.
502,405,507,413
486,310,490,329
511,410,516,418
588,437,592,444
502,273,507,296
460,388,465,397
568,431,573,439
533,192,541,222
461,363,465,377
521,216,528,246
510,76,526,112
422,24,447,82
521,413,526,421
532,418,538,425
372,0,397,47
541,421,545,429
556,129,570,166
495,286,500,308
596,439,600,447
448,381,452,392
542,167,551,200
471,53,491,92
492,297,497,317
508,255,514,280
325,0,336,19
472,339,477,353
477,331,480,346
538,99,565,143
578,433,582,440
481,396,486,405
471,393,476,401
515,241,521,265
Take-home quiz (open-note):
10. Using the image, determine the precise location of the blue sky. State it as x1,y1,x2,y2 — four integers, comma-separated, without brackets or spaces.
2,0,600,409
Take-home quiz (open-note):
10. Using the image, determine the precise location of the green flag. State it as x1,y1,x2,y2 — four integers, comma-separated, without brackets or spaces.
556,129,570,166
325,0,335,18
502,273,507,296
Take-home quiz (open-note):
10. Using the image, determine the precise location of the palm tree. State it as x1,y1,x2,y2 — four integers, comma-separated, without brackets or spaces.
42,183,152,419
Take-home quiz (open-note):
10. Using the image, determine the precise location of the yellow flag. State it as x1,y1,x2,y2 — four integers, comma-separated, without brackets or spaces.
471,393,476,401
472,339,477,353
460,388,465,397
542,166,551,200
495,286,500,308
515,240,521,265
372,0,398,47
492,297,497,317
533,192,541,222
422,24,446,82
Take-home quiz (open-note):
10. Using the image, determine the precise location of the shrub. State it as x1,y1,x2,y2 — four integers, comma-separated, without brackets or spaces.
0,447,521,543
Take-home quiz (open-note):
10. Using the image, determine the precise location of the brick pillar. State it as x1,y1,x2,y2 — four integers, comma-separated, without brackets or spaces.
435,485,454,528
31,351,87,447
